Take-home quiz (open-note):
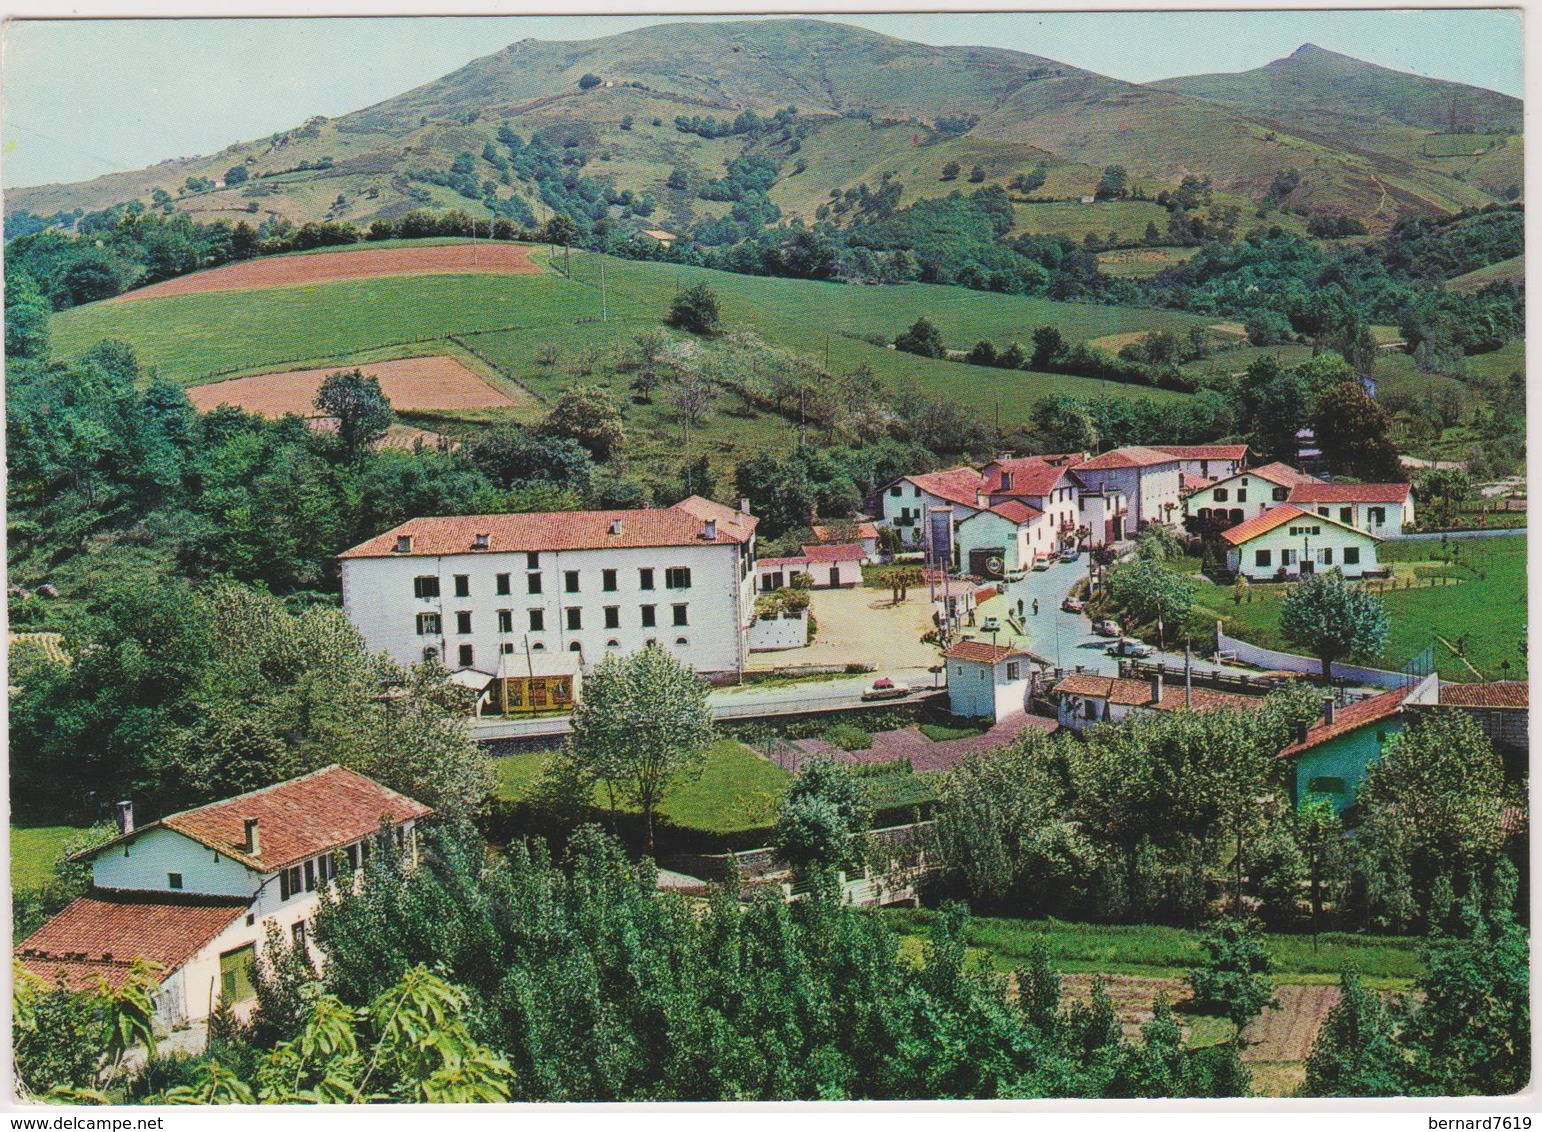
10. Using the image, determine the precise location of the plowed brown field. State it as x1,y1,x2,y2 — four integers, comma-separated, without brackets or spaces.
112,243,540,302
187,355,518,416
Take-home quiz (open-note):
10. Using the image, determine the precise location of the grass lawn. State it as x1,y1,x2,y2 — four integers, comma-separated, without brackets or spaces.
495,738,792,834
918,719,989,742
883,909,1423,988
1199,535,1524,681
10,824,89,889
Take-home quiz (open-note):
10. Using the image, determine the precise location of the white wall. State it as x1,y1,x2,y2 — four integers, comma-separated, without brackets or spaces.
1228,520,1380,580
876,480,980,548
1297,498,1412,537
342,542,752,676
93,827,258,897
1185,471,1291,525
748,611,807,651
947,658,1029,720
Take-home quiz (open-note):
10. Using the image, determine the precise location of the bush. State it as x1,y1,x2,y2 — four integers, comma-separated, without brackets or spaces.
578,73,602,90
894,316,944,358
665,283,722,335
823,722,873,751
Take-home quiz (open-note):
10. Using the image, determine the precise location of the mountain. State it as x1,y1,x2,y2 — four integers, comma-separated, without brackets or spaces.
7,22,1520,235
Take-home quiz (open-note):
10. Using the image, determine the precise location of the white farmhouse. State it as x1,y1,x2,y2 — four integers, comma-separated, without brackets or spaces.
1151,444,1250,482
874,467,985,549
337,497,758,679
15,767,429,1033
1185,462,1321,529
954,501,1051,578
1287,482,1415,537
943,640,1036,721
1222,504,1382,581
1070,447,1183,529
979,456,1084,551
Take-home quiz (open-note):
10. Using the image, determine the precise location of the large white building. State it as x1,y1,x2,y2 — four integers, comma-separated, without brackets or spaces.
1070,447,1183,529
1184,462,1322,528
1150,444,1250,482
1287,482,1415,538
16,767,430,1033
337,496,758,678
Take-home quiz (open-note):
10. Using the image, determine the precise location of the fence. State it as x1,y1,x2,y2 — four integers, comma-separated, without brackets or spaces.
1214,622,1416,689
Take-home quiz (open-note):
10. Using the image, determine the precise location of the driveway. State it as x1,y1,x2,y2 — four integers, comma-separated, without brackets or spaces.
746,585,940,674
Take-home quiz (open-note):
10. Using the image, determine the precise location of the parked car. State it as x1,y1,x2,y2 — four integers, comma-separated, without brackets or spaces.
1107,637,1155,658
1059,547,1080,563
1061,596,1084,614
861,678,909,702
1031,557,1050,571
1092,618,1120,637
981,616,1002,632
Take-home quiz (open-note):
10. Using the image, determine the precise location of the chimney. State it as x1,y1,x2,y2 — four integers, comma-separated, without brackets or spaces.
472,532,490,551
394,534,413,553
115,800,134,836
243,818,261,858
703,518,718,541
610,518,623,536
1322,698,1336,726
740,497,751,515
1150,674,1163,705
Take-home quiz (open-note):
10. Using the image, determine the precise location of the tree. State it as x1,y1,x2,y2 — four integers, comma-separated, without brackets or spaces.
1094,165,1128,201
968,165,986,183
1300,968,1406,1096
5,272,51,359
1030,325,1064,369
1312,380,1404,481
578,73,602,90
940,161,961,181
894,316,944,359
1104,558,1196,647
469,426,594,491
666,283,722,335
223,165,250,186
1187,920,1275,1037
677,454,715,499
569,646,714,851
315,369,394,461
772,757,870,874
542,385,626,462
1279,570,1388,680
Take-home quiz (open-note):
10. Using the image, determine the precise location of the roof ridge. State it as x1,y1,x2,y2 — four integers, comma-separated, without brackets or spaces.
162,763,344,825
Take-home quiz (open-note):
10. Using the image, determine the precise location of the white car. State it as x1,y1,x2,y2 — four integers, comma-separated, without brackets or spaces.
981,616,1002,632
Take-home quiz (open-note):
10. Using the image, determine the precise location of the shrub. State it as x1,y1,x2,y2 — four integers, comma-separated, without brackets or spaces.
823,722,872,751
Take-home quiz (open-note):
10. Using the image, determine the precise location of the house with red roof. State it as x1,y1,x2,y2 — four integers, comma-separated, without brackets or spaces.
980,456,1085,550
809,519,880,562
954,499,1052,578
1051,672,1266,733
338,496,759,679
1069,446,1183,529
1184,462,1322,529
16,767,430,1033
1151,444,1249,482
874,467,987,551
1287,481,1415,537
1277,675,1437,812
944,639,1042,721
1221,504,1382,581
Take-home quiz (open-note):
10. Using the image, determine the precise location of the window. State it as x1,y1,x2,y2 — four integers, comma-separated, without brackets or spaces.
640,605,657,628
501,642,515,655
1317,507,1329,517
496,573,511,595
422,646,439,662
604,606,620,629
413,575,440,598
416,612,441,635
1282,549,1296,566
890,485,902,496
304,859,317,892
564,570,580,593
347,844,360,870
528,609,545,632
675,636,689,646
1255,549,1272,568
527,572,543,595
168,872,183,889
1005,661,1021,681
1213,488,1228,502
569,641,582,653
531,642,545,652
639,568,655,591
1236,489,1247,503
602,569,618,592
1318,548,1333,565
665,567,692,590
285,865,303,898
1307,776,1346,795
458,644,474,667
526,552,540,569
1369,507,1386,526
456,611,472,634
1343,547,1361,565
454,574,470,597
498,610,513,633
566,607,582,630
607,639,620,649
292,920,307,947
672,603,689,627
1339,507,1352,525
1272,487,1288,502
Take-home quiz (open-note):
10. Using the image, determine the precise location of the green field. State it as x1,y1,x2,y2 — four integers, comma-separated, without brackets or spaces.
10,824,88,889
51,239,1202,462
1202,535,1525,681
1448,254,1524,293
1012,199,1172,242
884,909,1423,987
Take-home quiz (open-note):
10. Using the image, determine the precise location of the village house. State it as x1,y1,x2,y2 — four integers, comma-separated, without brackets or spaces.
1151,444,1250,482
1286,482,1416,538
1051,672,1264,733
943,639,1039,721
1276,676,1436,812
15,767,431,1033
1184,462,1321,529
1076,484,1129,550
755,544,863,590
979,455,1084,550
809,520,880,562
1404,678,1529,776
337,496,758,679
875,467,986,550
1221,505,1382,581
954,501,1050,579
1069,447,1183,529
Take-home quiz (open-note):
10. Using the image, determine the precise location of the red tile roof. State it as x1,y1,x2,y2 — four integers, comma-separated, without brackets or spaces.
757,556,810,569
1148,686,1266,714
1220,504,1378,546
1152,444,1249,461
982,458,1071,498
800,543,865,563
1073,446,1181,471
1180,472,1215,493
945,641,1030,665
906,467,986,509
984,500,1045,525
1438,681,1529,709
88,766,433,872
17,892,247,992
1054,674,1156,705
1277,685,1414,760
1288,482,1412,505
1248,462,1321,488
338,496,756,559
811,521,879,543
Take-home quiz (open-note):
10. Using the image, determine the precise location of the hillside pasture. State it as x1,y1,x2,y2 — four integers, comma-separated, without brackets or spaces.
112,241,542,303
1447,253,1524,293
1096,246,1201,277
188,355,520,417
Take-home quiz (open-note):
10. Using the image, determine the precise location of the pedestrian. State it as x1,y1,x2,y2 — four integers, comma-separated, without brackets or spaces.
1017,598,1025,618
1032,599,1040,616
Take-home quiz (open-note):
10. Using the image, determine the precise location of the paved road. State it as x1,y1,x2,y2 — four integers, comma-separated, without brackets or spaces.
1386,527,1525,542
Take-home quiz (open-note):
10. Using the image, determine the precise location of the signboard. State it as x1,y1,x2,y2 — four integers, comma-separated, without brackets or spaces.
926,506,953,568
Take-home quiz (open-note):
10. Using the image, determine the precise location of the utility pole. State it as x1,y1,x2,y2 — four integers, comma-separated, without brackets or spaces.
599,257,607,323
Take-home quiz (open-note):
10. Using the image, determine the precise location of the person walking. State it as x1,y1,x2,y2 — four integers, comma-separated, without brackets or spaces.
1032,599,1040,616
1017,598,1025,618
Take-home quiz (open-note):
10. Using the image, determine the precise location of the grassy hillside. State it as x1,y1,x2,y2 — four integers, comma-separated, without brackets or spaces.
51,239,1198,461
10,21,1519,236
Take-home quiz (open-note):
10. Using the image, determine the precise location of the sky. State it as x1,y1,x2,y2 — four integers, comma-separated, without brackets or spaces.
2,8,1524,189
